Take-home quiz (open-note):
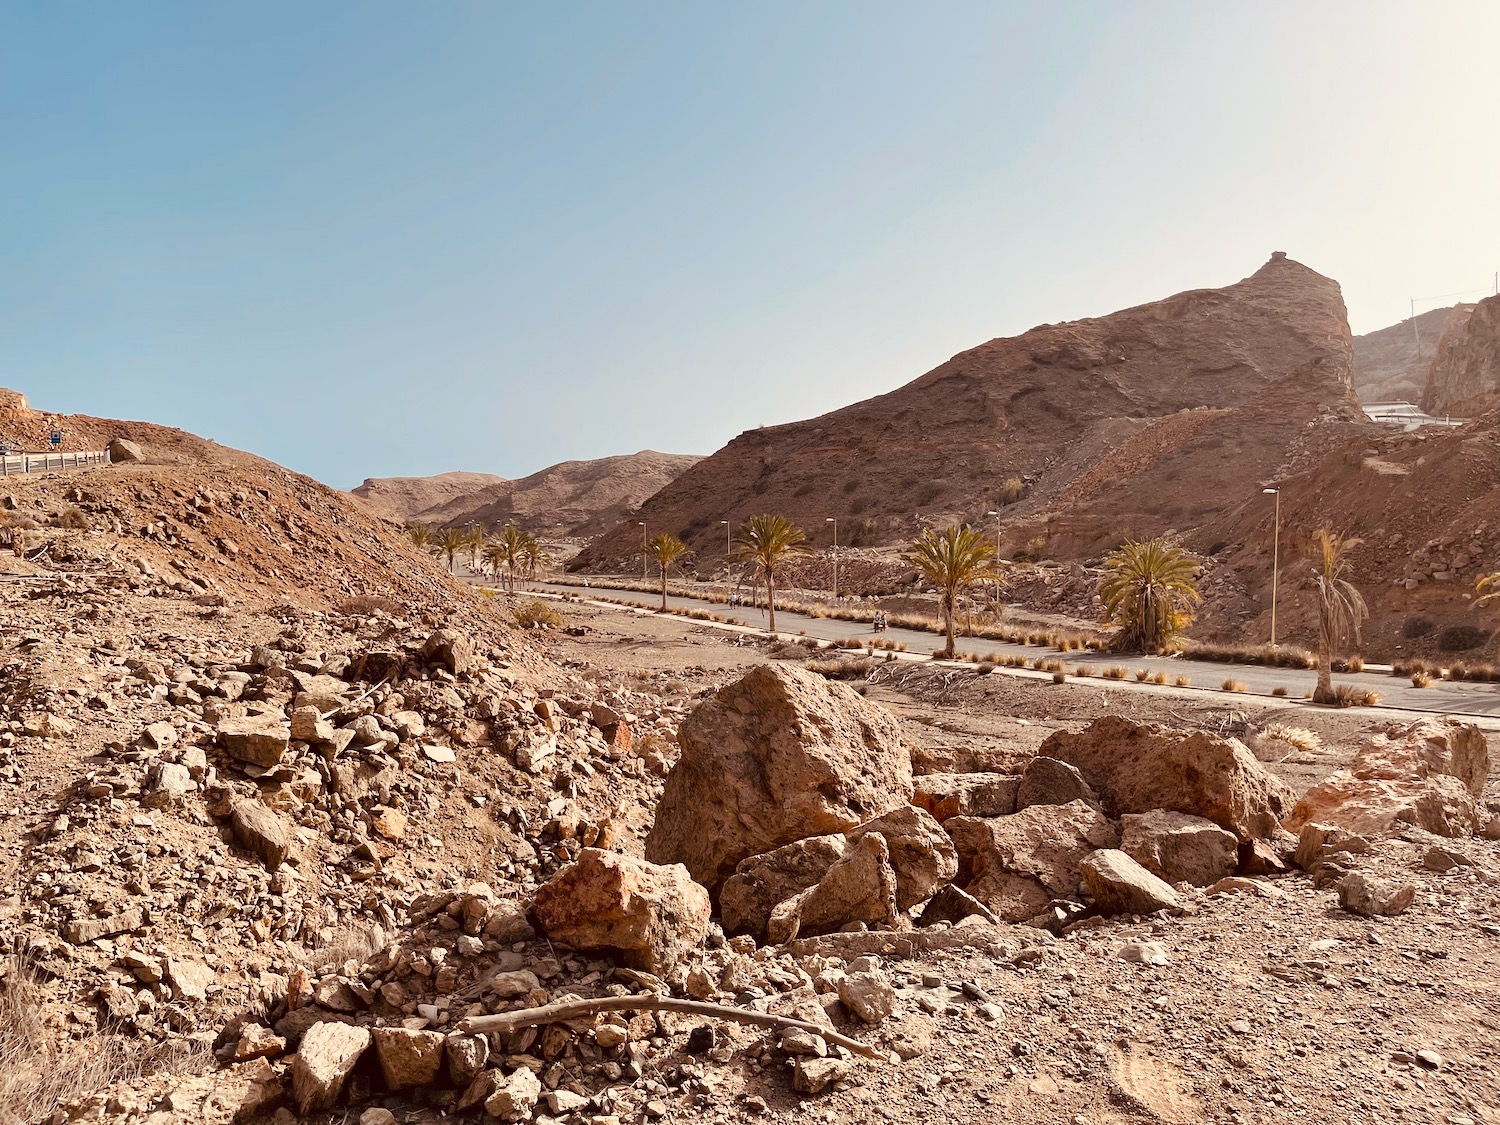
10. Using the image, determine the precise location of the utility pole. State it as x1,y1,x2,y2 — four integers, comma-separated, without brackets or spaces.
825,518,838,601
1263,487,1281,647
638,521,647,583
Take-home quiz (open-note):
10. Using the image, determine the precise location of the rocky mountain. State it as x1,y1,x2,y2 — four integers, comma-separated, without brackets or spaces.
1421,294,1500,417
1350,305,1460,404
350,471,507,524
401,450,701,537
577,253,1366,571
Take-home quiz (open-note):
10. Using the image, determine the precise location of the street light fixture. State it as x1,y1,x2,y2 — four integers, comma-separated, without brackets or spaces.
638,521,647,583
1263,488,1281,647
826,518,838,601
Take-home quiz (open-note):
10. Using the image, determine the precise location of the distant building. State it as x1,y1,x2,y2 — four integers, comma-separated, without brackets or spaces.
1361,401,1466,431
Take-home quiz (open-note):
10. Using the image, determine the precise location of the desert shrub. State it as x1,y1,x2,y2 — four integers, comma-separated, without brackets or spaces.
1102,666,1128,680
839,637,864,649
338,594,403,616
1184,642,1316,669
1222,679,1248,693
1438,625,1490,652
1038,659,1065,673
1260,724,1322,753
1332,684,1382,707
1074,665,1095,678
512,600,562,629
805,658,872,681
1392,658,1434,677
1051,670,1066,683
1134,669,1150,682
1411,671,1433,688
1175,674,1191,687
51,506,89,530
1402,616,1437,639
976,661,997,675
1271,686,1288,698
1331,655,1365,673
1147,671,1168,685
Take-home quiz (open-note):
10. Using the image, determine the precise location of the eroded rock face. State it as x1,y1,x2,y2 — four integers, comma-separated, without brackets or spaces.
845,805,957,910
1039,717,1295,841
945,800,1119,922
912,773,1019,822
645,665,911,887
108,437,145,463
1287,719,1490,839
1120,810,1238,887
1422,294,1500,415
370,1026,446,1089
532,848,710,973
1016,757,1097,811
765,833,898,943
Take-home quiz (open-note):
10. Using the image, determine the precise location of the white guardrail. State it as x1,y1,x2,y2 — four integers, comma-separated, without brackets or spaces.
0,450,110,476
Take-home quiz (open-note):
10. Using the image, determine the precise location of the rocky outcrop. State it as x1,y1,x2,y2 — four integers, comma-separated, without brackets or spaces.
1120,810,1238,887
532,849,710,973
1039,717,1295,841
645,665,911,887
1422,295,1500,415
1287,719,1490,838
945,800,1119,922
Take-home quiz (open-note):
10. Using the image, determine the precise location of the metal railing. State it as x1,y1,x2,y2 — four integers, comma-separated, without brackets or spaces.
0,450,110,476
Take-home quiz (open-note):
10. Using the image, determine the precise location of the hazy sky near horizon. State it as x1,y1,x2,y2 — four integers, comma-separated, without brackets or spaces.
4,2,1499,488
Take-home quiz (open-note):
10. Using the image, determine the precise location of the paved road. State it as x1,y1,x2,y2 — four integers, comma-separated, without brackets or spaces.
528,580,1500,721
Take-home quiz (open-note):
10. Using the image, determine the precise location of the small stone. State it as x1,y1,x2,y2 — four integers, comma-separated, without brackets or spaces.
485,1066,542,1122
838,971,896,1024
1118,940,1171,966
1230,1019,1252,1035
1416,1049,1444,1069
360,1111,397,1125
1337,873,1416,918
793,1055,854,1094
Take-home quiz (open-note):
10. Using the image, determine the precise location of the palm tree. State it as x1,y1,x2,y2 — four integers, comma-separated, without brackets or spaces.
521,533,551,580
493,524,528,591
733,514,809,633
1098,537,1201,654
646,533,688,610
904,525,999,658
1311,527,1368,704
436,527,467,574
408,524,432,550
464,524,487,573
481,539,506,584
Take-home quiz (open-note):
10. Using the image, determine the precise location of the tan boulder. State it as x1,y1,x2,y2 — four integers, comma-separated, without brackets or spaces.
108,437,145,463
371,1026,446,1088
218,715,290,768
945,800,1119,922
1287,720,1490,839
230,801,292,871
720,835,847,940
1120,810,1238,887
532,848,710,973
1080,849,1181,915
290,1021,370,1114
846,804,957,909
912,773,1019,822
1016,756,1097,810
645,664,911,887
1039,716,1294,840
765,833,899,943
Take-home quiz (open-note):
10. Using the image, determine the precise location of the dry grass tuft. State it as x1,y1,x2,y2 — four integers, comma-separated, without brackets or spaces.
1221,678,1248,693
1102,666,1128,680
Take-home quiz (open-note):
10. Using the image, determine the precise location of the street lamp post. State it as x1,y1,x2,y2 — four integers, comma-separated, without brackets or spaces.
825,518,838,601
987,509,1002,612
639,521,647,583
1263,488,1281,647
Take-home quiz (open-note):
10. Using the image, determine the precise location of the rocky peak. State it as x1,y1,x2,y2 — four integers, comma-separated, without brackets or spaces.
1422,293,1500,416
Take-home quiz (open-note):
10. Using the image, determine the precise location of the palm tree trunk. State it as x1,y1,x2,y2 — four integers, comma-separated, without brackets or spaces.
943,593,955,657
768,571,777,633
1314,635,1334,703
660,567,668,611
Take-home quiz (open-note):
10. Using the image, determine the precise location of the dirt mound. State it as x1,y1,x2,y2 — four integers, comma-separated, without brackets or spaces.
0,388,259,466
1351,306,1460,404
405,450,701,537
350,472,507,524
576,253,1362,571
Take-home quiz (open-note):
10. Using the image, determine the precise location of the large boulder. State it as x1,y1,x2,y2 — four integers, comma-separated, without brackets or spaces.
532,848,710,973
290,1022,370,1114
720,835,847,940
944,800,1119,922
108,437,146,464
765,833,899,943
230,801,293,871
1287,720,1490,839
1038,716,1295,840
845,804,957,909
645,665,911,887
1120,810,1239,887
218,715,291,768
1080,849,1181,915
912,773,1019,822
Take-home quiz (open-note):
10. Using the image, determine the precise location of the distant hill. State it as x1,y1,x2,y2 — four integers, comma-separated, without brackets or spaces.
1350,305,1460,404
576,253,1366,571
354,451,702,537
1421,294,1500,417
351,471,507,524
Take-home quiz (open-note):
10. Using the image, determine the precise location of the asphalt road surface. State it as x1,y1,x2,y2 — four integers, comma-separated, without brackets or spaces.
527,579,1500,721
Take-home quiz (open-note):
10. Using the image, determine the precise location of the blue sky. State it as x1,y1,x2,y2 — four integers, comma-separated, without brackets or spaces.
4,2,1498,487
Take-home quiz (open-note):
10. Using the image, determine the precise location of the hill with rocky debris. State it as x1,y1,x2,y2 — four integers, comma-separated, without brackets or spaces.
1422,294,1500,417
399,450,702,538
1350,305,1459,404
350,472,508,524
575,253,1367,573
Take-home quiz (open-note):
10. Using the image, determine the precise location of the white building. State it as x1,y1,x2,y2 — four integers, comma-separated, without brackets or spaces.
1361,401,1466,430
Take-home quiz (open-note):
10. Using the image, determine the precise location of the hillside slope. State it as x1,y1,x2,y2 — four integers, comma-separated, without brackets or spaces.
408,450,701,537
1350,305,1458,404
1422,294,1500,417
350,471,507,524
578,252,1365,571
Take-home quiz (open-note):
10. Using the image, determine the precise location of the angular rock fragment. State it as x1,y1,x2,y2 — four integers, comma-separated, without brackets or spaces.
912,772,1019,822
846,804,957,909
1079,849,1180,915
371,1026,446,1088
290,1021,370,1114
1120,809,1238,886
1015,756,1097,810
1337,872,1416,917
218,715,291,768
720,835,847,940
766,833,899,943
230,800,293,871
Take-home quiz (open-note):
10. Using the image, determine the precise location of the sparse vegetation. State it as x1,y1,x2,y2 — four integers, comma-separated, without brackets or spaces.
1411,670,1433,688
51,505,89,529
337,594,403,616
903,524,999,658
512,599,562,629
1074,665,1095,677
734,514,810,633
1311,527,1368,705
1332,683,1382,708
1222,678,1248,692
1103,665,1128,680
1271,685,1288,697
1051,670,1066,683
1174,674,1191,687
646,532,687,611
